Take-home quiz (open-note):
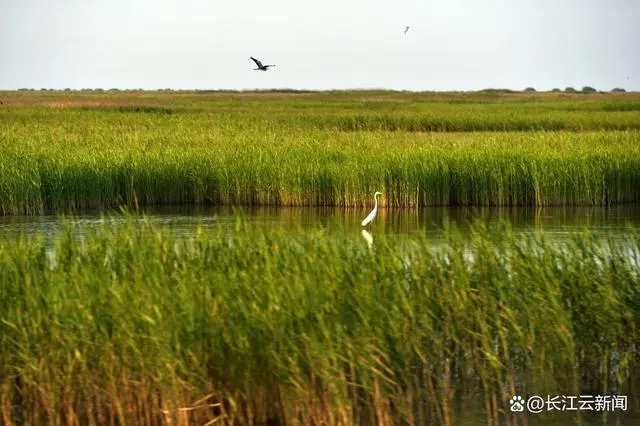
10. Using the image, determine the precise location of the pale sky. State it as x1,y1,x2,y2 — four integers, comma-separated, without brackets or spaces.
0,0,638,91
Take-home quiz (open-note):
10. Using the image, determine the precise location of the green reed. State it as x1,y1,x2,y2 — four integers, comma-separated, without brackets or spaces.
1,128,639,214
1,91,640,215
0,216,638,425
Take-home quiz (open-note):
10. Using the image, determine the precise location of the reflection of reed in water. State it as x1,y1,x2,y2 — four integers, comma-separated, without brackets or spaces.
361,229,373,249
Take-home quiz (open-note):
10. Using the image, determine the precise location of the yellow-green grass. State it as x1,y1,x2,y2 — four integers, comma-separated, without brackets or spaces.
3,90,640,132
1,91,640,214
0,217,638,425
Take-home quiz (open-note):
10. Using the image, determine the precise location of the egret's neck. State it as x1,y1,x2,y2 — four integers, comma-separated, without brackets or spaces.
374,193,379,208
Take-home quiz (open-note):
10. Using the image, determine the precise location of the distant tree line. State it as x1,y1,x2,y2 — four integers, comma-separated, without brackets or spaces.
10,87,632,93
16,88,149,92
522,86,627,94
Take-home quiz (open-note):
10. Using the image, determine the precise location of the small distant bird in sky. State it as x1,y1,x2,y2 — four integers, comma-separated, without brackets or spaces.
404,26,410,34
250,57,275,71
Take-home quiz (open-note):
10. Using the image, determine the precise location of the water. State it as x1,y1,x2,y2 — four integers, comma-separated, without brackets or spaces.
1,204,640,240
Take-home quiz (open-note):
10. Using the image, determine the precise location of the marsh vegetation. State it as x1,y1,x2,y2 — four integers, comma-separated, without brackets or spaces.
1,90,639,425
1,91,640,215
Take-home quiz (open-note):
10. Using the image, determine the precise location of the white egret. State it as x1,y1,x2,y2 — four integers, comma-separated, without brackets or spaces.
361,192,382,227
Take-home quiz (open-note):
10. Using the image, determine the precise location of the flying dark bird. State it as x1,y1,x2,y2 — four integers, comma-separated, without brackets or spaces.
404,26,410,34
250,57,275,71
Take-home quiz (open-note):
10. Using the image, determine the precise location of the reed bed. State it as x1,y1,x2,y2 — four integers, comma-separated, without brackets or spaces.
1,91,640,214
1,126,640,214
0,217,638,425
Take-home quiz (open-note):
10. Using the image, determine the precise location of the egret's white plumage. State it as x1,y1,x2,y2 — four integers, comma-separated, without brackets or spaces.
361,191,382,226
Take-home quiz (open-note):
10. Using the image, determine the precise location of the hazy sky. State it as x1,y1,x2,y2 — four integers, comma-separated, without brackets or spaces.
1,0,638,91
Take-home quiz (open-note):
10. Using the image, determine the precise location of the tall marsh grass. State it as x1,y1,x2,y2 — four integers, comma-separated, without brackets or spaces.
0,217,638,425
1,91,640,214
1,126,639,214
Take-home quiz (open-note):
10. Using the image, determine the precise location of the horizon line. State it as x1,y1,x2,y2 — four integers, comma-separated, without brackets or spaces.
0,87,636,93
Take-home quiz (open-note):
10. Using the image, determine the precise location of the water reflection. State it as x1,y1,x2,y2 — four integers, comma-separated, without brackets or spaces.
1,205,639,240
360,229,373,249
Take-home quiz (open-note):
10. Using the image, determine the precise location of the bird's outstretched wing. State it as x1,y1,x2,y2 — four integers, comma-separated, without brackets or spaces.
250,57,263,68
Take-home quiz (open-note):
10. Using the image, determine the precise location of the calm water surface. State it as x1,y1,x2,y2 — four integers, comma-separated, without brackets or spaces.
1,205,640,240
